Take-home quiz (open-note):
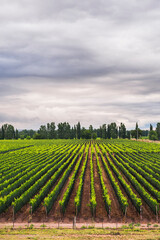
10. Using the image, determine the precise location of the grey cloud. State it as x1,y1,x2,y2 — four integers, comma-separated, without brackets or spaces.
0,1,160,129
0,83,28,97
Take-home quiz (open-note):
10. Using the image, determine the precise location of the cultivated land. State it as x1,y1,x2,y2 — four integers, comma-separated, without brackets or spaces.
0,139,160,226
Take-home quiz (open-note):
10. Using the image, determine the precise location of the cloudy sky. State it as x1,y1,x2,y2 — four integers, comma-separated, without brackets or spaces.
0,0,160,130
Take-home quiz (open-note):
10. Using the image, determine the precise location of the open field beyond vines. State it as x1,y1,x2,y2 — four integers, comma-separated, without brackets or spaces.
0,139,160,225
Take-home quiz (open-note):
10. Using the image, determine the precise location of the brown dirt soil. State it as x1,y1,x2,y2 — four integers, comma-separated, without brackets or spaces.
0,143,159,224
92,152,108,221
45,155,82,222
97,154,123,223
78,146,92,222
31,164,67,223
0,205,13,222
107,153,156,223
63,152,86,221
104,153,140,222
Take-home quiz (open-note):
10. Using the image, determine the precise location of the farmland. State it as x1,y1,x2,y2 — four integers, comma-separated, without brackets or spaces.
0,139,160,224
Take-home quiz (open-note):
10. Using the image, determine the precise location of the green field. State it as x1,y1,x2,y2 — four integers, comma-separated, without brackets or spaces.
0,139,160,224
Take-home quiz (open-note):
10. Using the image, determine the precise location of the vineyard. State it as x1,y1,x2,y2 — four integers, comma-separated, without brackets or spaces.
0,139,160,223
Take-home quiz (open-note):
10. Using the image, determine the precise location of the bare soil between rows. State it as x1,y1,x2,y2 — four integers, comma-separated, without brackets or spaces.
0,146,159,224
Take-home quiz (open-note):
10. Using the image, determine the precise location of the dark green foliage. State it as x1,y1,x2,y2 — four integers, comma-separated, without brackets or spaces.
70,125,76,139
156,122,160,140
102,124,107,139
89,125,93,138
47,122,56,139
108,122,118,139
15,129,19,139
81,128,91,139
33,133,42,139
126,130,131,139
132,122,142,139
19,129,36,139
1,124,15,139
149,130,158,140
0,126,5,139
38,125,48,139
76,122,81,139
119,123,126,139
58,122,71,139
150,124,153,131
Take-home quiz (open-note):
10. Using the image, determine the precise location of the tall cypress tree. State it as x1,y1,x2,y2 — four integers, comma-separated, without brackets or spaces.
76,122,81,139
2,126,5,139
136,122,138,140
150,124,153,131
156,123,160,140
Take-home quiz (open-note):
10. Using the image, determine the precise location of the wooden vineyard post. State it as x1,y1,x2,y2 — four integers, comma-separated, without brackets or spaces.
12,206,15,229
45,206,47,219
102,219,104,228
30,205,32,223
124,206,127,223
140,206,143,221
58,218,60,229
156,205,158,222
125,206,127,217
108,208,111,220
73,216,76,229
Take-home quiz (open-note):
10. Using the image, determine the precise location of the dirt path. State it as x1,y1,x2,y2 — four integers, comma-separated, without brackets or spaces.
92,152,108,221
63,152,86,221
46,156,81,222
108,153,156,223
78,146,92,221
105,153,139,222
97,154,123,222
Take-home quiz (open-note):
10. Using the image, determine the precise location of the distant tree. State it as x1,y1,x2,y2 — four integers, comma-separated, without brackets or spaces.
150,124,153,131
20,135,25,140
15,129,19,139
57,122,70,139
119,123,126,139
93,132,97,139
107,122,118,139
141,130,149,137
28,129,36,138
89,125,93,139
102,124,107,139
19,129,36,138
19,129,28,138
126,130,131,139
2,124,15,139
131,128,142,139
97,126,102,138
33,133,41,139
149,130,158,140
47,122,56,139
1,126,4,139
135,122,139,140
81,127,86,139
38,125,47,139
26,135,31,140
156,123,160,140
76,122,81,139
70,125,76,139
107,124,111,139
81,128,91,139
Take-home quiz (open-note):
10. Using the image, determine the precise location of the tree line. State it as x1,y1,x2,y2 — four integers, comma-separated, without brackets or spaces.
0,122,160,140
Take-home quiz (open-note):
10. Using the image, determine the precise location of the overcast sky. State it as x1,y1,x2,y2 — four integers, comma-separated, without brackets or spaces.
0,0,160,130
